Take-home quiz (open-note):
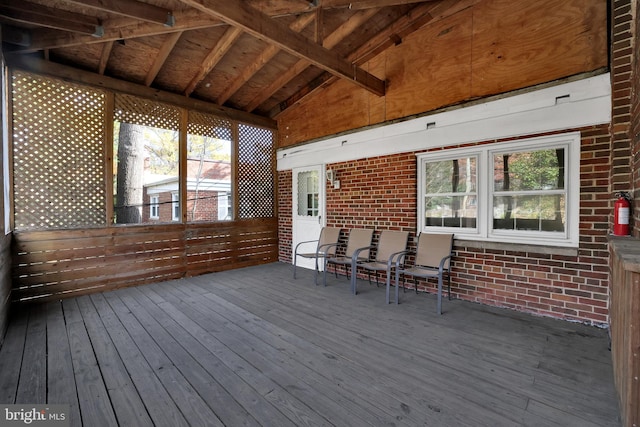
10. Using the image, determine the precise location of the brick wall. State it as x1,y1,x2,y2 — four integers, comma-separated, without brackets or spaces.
629,0,640,230
279,125,611,325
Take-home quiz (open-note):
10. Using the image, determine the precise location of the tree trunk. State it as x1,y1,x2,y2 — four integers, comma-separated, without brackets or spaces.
115,122,145,224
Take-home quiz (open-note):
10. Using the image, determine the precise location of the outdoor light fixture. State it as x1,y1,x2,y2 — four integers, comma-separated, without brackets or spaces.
326,168,340,189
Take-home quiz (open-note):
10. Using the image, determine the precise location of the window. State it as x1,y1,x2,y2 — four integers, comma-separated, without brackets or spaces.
218,192,232,220
149,195,159,219
297,170,319,217
172,192,180,221
417,133,580,247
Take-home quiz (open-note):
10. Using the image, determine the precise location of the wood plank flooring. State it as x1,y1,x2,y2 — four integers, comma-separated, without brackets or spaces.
0,262,621,426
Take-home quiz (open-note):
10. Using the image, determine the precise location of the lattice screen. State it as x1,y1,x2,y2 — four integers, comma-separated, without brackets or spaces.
114,94,180,129
12,70,107,230
237,124,275,218
188,111,232,140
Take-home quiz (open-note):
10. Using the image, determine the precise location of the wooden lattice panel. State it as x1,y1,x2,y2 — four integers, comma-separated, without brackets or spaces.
237,124,275,219
188,111,232,140
12,71,107,230
115,93,180,129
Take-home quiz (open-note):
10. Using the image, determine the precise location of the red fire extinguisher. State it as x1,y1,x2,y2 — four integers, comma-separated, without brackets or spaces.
614,192,631,236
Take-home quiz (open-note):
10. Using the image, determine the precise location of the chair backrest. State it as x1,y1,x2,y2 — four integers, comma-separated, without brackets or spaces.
344,228,374,258
318,227,341,255
415,233,454,269
375,230,410,262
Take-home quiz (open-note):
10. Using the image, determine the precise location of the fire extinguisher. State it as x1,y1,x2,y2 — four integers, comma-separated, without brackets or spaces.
613,192,631,236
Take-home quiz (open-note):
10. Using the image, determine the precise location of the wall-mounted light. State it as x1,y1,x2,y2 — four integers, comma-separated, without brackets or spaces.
326,168,340,189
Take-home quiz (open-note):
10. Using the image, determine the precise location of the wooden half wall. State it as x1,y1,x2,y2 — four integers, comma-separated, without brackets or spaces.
11,220,278,303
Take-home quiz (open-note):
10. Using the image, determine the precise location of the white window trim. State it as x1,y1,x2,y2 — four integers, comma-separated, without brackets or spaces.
171,192,180,222
149,195,159,219
417,132,580,248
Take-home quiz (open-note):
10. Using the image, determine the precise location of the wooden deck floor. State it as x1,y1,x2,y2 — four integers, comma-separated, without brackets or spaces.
0,262,620,426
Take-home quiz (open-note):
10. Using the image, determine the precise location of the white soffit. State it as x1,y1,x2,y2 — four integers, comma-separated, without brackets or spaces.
276,73,611,171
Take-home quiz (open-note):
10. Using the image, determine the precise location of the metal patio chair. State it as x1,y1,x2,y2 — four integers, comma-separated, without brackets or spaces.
357,230,410,301
293,227,342,285
394,233,454,314
322,228,374,294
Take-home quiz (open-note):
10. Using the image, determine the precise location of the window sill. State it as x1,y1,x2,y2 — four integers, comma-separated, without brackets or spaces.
454,238,579,257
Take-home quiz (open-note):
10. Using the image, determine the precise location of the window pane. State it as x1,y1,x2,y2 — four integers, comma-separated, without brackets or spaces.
424,195,477,228
297,171,319,217
423,156,477,229
425,157,476,193
494,149,564,191
187,112,233,222
493,195,565,232
113,95,180,225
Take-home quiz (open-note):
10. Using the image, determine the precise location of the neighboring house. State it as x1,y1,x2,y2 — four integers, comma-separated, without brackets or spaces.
143,158,232,223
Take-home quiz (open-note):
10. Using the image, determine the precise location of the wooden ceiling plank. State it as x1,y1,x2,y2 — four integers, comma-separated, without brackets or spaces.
270,0,479,117
145,31,183,86
18,9,222,53
0,7,99,36
63,0,173,26
215,12,315,105
244,8,380,112
98,41,114,75
5,53,277,129
178,0,386,96
183,26,243,96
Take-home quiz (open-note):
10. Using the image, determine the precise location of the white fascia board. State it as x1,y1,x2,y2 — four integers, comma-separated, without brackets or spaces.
277,73,611,171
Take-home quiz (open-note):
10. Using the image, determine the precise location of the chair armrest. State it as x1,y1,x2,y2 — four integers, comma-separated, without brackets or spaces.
394,250,415,268
438,254,453,273
387,249,409,269
352,245,375,262
294,238,319,254
317,242,339,257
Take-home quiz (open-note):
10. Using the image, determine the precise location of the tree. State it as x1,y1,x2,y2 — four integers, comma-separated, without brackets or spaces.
115,122,145,223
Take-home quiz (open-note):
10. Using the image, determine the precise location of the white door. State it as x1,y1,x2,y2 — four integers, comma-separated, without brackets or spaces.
292,165,325,270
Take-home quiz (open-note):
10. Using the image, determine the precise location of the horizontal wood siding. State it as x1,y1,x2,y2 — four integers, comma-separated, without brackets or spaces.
12,220,278,302
609,237,640,427
0,233,12,347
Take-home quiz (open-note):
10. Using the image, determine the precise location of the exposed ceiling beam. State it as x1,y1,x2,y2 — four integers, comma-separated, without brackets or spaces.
178,0,386,97
9,9,222,52
0,1,102,36
98,41,114,74
145,31,183,86
63,0,174,27
215,12,315,105
183,26,243,96
271,0,479,116
244,8,379,112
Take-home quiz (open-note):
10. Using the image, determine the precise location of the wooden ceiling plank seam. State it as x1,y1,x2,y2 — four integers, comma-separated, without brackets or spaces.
215,12,316,105
4,53,277,129
145,31,184,86
271,0,480,117
183,26,243,96
98,41,115,75
177,0,386,96
12,9,223,53
243,8,380,112
63,0,174,27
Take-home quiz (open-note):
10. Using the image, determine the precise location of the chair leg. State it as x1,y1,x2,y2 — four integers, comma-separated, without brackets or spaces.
437,274,443,315
293,255,297,279
323,258,328,287
414,277,418,294
447,271,451,300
